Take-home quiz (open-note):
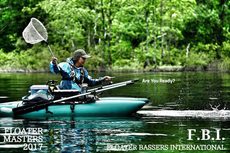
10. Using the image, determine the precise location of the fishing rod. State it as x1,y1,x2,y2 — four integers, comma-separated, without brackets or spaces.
54,80,137,103
88,79,137,92
13,79,139,115
51,79,135,93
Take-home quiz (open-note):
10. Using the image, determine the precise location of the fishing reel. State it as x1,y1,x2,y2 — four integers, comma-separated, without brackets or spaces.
46,80,58,92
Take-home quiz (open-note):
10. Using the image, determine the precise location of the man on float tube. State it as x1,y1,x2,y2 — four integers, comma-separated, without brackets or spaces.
50,49,112,92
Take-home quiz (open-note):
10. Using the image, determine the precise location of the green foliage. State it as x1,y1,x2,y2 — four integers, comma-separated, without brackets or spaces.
0,49,15,68
174,43,218,67
182,0,229,46
113,58,143,71
84,48,105,70
0,0,229,71
190,43,219,61
193,43,220,53
219,57,230,72
134,45,162,66
185,52,213,66
0,0,46,52
111,41,133,60
0,45,66,71
222,41,230,57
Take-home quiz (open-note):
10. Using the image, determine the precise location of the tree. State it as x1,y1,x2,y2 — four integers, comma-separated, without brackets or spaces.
0,0,46,52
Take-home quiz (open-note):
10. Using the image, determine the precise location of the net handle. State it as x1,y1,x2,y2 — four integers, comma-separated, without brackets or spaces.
47,44,54,57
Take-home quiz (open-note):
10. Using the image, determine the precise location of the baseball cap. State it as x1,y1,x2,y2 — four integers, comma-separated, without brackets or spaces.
72,49,91,60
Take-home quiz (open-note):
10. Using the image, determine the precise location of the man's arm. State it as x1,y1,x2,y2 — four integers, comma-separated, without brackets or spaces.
83,68,112,86
50,57,60,74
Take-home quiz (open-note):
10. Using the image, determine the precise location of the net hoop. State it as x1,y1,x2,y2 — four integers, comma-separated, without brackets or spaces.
22,18,48,44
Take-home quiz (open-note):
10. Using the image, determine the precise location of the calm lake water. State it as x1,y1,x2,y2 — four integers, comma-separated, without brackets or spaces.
0,72,229,153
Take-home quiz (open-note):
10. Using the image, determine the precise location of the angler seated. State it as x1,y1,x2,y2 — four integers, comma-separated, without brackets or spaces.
49,49,112,92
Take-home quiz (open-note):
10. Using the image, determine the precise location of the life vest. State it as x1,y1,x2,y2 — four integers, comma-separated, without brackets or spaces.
68,63,85,86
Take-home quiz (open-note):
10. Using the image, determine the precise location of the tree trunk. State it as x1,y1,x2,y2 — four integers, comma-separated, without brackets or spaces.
100,0,106,68
144,4,150,67
107,0,113,66
160,0,165,62
216,0,226,59
186,43,190,58
152,0,157,64
145,10,149,53
87,25,91,50
93,13,99,49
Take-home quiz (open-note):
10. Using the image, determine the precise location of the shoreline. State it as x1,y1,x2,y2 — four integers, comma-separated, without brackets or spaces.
0,69,48,73
0,65,229,73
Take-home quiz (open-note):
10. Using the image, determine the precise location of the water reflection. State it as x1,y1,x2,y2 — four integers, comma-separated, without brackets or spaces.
0,72,230,110
138,110,230,120
0,72,230,152
0,115,229,152
19,117,144,153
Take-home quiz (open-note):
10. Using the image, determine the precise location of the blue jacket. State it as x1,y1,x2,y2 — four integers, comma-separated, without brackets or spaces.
50,58,103,91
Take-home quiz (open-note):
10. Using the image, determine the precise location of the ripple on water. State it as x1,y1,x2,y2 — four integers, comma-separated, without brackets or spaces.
138,110,230,120
114,133,168,137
